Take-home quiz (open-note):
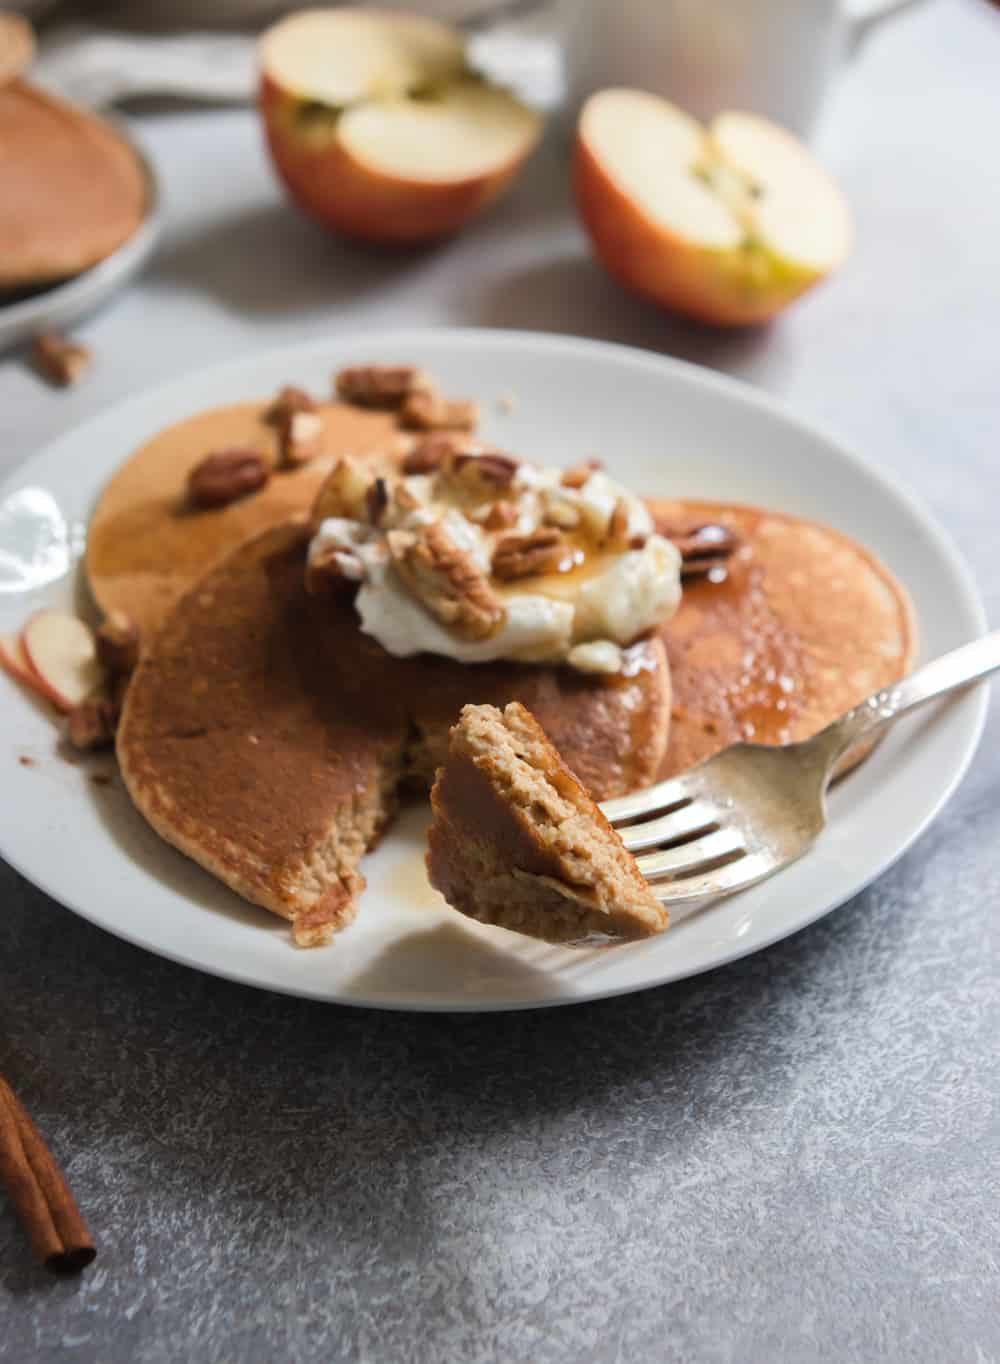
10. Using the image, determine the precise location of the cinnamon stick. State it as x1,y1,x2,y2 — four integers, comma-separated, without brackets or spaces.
0,1075,96,1274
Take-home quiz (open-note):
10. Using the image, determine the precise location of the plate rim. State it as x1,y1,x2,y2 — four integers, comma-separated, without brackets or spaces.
0,328,989,1011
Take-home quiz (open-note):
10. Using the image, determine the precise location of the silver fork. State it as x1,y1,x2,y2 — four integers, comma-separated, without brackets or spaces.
600,632,999,907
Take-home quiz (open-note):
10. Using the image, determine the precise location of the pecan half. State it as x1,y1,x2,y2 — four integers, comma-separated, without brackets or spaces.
96,611,140,677
492,527,570,580
335,365,429,408
671,524,741,577
389,522,505,641
32,332,92,387
187,449,270,508
400,391,479,432
310,458,371,525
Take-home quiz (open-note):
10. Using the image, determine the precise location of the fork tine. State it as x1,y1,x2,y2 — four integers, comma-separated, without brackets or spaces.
600,775,692,826
618,799,720,853
635,827,746,880
649,850,778,905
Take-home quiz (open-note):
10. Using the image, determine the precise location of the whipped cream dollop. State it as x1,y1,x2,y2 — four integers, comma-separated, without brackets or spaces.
307,447,681,673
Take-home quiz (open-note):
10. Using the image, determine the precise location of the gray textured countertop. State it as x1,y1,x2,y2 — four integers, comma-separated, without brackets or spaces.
2,2,998,1360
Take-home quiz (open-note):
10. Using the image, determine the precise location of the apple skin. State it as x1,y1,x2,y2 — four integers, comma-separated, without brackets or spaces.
573,132,822,327
0,633,46,697
260,77,534,245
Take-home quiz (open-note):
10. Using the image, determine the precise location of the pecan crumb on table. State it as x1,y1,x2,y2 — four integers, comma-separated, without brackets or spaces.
31,332,93,387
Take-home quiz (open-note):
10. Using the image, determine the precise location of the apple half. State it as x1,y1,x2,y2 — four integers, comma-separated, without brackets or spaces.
259,9,543,244
575,89,853,326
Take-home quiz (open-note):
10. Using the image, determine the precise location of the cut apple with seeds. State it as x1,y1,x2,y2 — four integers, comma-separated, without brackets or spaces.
0,631,44,696
259,8,542,244
574,89,852,326
21,610,103,712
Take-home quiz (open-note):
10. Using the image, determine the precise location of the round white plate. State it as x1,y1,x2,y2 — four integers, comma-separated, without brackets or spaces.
0,124,162,353
0,331,987,1011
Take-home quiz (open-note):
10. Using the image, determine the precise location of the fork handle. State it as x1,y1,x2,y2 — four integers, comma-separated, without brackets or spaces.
818,629,1000,764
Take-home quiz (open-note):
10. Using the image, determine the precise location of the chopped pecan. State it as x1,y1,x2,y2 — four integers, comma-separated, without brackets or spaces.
96,611,140,677
452,451,519,491
305,542,365,596
365,477,389,527
604,497,632,549
671,524,741,577
275,409,323,468
470,500,519,531
402,433,466,475
263,384,318,423
392,482,421,516
400,391,479,432
310,458,370,525
335,365,430,408
66,697,117,752
389,522,505,641
560,460,603,489
492,527,570,581
32,332,92,387
541,490,581,530
187,449,270,508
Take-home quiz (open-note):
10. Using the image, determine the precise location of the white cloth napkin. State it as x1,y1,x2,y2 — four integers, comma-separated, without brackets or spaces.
32,27,258,107
31,9,563,111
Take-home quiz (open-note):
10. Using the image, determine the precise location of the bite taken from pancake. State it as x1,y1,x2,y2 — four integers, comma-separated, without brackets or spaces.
116,524,671,947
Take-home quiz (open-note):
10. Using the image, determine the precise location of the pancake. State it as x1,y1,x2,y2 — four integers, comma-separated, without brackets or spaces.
117,525,671,945
427,702,669,944
87,399,406,638
651,500,917,777
0,81,147,289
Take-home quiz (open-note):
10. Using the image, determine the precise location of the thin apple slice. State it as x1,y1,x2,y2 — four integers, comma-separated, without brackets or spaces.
260,9,465,108
21,610,102,713
0,631,47,697
339,80,541,183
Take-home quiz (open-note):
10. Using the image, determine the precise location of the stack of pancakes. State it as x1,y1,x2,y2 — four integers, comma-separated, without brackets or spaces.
94,395,915,946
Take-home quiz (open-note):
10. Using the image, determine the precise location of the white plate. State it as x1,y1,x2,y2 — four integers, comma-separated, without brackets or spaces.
0,124,162,353
0,330,987,1011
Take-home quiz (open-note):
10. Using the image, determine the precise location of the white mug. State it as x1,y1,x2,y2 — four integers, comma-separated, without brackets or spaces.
562,0,923,137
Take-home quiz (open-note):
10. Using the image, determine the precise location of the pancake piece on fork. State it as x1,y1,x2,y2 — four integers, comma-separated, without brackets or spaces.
427,702,669,944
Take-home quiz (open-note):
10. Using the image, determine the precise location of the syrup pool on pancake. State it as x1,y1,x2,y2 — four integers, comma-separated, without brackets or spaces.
307,441,682,674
